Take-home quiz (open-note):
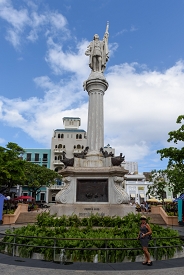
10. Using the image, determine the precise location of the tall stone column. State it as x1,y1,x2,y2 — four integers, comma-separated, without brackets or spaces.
85,72,108,153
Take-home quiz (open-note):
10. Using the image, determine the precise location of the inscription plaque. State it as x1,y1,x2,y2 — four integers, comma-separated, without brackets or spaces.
76,179,108,202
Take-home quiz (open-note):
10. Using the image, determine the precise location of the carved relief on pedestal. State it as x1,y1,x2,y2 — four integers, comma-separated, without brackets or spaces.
113,177,129,204
55,177,72,204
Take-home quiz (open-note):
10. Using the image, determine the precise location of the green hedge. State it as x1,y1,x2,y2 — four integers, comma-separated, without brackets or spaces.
1,213,182,262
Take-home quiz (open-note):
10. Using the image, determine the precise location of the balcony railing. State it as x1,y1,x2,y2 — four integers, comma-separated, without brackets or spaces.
73,149,83,153
25,158,48,163
54,149,66,153
53,160,64,165
49,184,64,189
42,158,48,162
26,158,41,162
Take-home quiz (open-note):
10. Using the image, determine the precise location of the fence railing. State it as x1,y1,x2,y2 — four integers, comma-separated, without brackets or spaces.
0,233,183,263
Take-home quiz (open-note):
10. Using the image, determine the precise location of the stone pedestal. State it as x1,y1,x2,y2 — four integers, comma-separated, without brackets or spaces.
50,203,135,217
51,52,131,217
56,166,128,204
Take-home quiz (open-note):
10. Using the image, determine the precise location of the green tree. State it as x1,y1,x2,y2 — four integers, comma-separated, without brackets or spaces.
147,169,168,203
24,162,62,199
157,115,184,195
0,142,25,192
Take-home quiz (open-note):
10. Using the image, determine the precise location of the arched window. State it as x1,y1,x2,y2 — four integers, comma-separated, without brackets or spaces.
58,144,62,148
76,134,78,139
82,146,84,149
79,134,82,139
55,167,58,172
58,134,60,138
61,134,64,138
55,145,57,148
58,155,62,160
74,145,76,149
77,144,81,149
63,145,65,149
55,156,57,160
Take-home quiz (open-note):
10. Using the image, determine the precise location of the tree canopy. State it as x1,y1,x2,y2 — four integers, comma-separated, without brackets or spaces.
0,142,61,197
147,169,168,202
157,115,184,195
0,142,26,192
24,162,62,198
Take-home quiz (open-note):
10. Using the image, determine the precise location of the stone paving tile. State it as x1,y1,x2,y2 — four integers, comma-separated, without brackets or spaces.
0,264,184,275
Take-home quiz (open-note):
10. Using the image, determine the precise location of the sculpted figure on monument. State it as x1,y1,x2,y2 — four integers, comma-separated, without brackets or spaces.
111,153,125,166
85,22,109,73
60,151,74,168
100,147,114,158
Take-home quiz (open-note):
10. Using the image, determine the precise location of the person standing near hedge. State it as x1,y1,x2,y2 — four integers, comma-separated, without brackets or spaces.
137,215,152,266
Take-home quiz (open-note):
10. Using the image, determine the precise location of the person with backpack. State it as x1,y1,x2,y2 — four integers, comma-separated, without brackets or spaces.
137,215,152,266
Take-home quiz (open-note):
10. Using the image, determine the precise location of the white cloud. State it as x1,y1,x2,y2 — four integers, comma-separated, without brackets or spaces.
0,58,184,169
45,38,89,78
0,0,69,48
0,1,184,171
0,137,6,144
103,61,184,161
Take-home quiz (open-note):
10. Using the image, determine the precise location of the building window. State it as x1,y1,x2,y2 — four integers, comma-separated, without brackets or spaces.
77,144,81,149
79,134,82,139
76,134,79,139
55,156,57,160
74,145,76,149
40,193,45,201
61,134,64,138
63,145,65,149
58,134,60,138
43,154,48,162
58,155,63,160
58,144,62,148
26,153,31,161
52,194,56,202
35,153,39,162
55,145,57,148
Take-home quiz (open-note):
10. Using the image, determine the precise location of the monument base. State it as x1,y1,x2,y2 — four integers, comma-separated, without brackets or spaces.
50,204,135,217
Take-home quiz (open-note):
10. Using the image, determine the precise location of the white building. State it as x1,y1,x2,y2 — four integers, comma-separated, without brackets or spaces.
50,117,87,172
121,161,138,173
124,174,152,204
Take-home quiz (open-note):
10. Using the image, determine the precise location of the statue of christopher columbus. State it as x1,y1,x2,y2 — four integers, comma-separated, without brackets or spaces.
85,22,109,73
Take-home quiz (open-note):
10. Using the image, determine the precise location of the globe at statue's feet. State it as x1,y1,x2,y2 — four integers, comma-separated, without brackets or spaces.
87,71,107,82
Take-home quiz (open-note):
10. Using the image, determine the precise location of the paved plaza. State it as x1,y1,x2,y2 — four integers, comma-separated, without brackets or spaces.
0,252,184,275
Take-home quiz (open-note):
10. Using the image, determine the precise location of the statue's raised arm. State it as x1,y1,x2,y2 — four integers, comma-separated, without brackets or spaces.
85,22,109,73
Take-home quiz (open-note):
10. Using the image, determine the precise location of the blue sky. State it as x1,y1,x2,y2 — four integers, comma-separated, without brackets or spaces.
0,0,184,172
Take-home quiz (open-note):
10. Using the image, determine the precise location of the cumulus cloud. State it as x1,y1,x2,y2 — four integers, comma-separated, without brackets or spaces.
0,0,69,48
0,58,184,169
103,61,184,164
45,38,89,78
0,1,183,172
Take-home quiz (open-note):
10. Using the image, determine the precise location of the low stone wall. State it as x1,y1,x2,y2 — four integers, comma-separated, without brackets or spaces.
3,203,28,225
151,205,178,226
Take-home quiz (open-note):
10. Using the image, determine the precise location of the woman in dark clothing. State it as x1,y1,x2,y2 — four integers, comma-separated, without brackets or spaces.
137,215,152,266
